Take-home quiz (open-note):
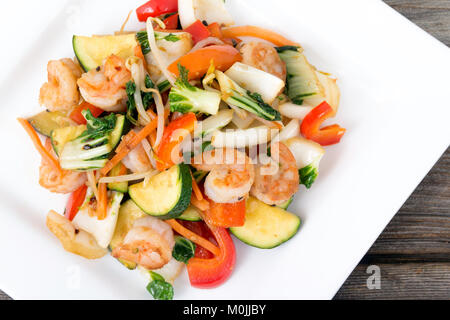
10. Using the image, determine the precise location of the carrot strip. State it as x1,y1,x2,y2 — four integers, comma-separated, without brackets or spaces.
167,219,220,256
221,25,300,47
191,193,210,212
97,182,108,220
190,171,203,201
18,118,62,175
100,117,158,176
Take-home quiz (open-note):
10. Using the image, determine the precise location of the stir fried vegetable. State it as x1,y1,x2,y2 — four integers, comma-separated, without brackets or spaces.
169,65,221,115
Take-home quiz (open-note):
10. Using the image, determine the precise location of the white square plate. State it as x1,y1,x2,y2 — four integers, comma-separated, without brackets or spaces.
0,0,449,300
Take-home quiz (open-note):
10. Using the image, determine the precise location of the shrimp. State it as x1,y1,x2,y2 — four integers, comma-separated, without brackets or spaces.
39,58,82,111
192,148,255,204
39,139,87,194
251,142,299,206
240,42,287,81
121,131,153,173
77,55,131,112
112,216,175,270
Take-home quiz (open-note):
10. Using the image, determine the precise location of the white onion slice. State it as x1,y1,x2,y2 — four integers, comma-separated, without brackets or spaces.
272,119,300,143
178,0,197,29
279,102,314,120
190,37,224,53
211,126,276,148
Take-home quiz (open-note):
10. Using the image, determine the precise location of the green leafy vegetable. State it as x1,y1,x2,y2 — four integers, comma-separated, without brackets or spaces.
146,272,174,300
299,164,319,189
215,71,281,121
169,64,221,115
136,31,180,55
126,75,155,125
172,236,196,264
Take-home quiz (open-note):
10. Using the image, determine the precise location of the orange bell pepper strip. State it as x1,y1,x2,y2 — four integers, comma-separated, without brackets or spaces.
222,25,300,47
300,101,346,146
168,45,242,80
207,22,223,39
203,198,246,228
156,112,197,171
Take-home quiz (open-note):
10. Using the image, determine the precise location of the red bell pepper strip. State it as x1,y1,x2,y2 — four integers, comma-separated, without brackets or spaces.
204,197,246,228
156,112,197,171
180,221,216,259
163,13,179,29
136,0,178,22
69,102,104,125
184,20,211,44
65,185,87,221
300,101,346,146
187,225,236,289
168,45,242,80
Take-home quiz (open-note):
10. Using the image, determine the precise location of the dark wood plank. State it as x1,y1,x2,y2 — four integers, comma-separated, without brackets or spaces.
335,263,450,300
384,0,450,46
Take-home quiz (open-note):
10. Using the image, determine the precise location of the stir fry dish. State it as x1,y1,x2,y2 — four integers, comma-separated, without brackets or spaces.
18,0,346,300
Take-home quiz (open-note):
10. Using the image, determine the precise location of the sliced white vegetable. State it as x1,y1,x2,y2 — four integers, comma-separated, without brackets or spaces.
138,258,184,284
72,190,124,248
178,0,197,29
211,126,277,148
231,110,254,129
146,18,177,85
98,171,158,184
196,109,234,137
272,119,300,142
193,0,234,27
284,137,325,169
190,37,224,53
303,71,341,114
225,62,285,104
279,102,314,120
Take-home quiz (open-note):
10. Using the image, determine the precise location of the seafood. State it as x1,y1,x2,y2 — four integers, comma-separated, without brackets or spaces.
192,148,255,203
240,41,287,81
251,142,299,205
39,58,82,111
77,55,131,112
39,139,87,194
112,216,175,270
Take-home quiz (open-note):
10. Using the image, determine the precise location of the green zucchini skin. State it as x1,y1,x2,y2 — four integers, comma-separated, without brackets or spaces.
230,197,301,249
178,206,202,222
129,164,192,220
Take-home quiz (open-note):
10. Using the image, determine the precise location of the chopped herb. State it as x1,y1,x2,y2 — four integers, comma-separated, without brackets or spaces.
146,272,174,300
172,236,196,264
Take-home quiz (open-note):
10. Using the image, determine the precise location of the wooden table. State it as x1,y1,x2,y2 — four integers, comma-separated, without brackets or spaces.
1,0,449,301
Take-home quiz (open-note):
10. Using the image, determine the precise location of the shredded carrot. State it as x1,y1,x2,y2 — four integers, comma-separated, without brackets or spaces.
118,163,128,175
221,25,301,47
191,193,210,212
167,219,220,256
97,182,108,220
120,10,133,33
18,118,62,175
190,171,204,201
100,117,158,176
134,45,148,70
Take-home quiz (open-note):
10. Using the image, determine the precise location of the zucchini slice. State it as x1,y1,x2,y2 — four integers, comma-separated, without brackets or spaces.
109,200,147,270
230,197,301,249
107,163,128,193
129,164,192,220
28,111,74,137
73,34,137,71
178,206,202,222
50,125,86,156
276,197,293,210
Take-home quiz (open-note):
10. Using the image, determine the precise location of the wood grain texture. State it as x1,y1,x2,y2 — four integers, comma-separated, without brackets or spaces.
1,0,449,300
335,0,450,300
